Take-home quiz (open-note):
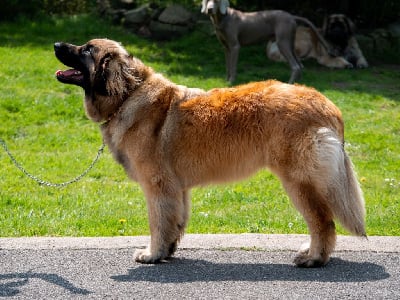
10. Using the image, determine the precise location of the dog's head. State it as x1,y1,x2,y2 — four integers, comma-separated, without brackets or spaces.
322,14,355,52
54,39,150,122
201,0,229,15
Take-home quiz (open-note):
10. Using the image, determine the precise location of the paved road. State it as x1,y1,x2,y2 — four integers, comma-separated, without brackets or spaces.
1,234,399,299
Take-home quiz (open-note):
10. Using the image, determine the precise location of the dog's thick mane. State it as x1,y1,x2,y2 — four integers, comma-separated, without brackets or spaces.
94,53,205,147
84,53,150,122
86,51,206,126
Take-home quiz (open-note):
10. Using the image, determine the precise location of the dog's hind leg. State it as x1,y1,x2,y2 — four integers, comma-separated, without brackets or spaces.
277,41,303,84
280,127,365,267
283,180,337,267
275,23,303,83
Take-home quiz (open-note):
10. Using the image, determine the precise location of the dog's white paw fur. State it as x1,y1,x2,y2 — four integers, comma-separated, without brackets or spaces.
134,248,162,264
293,242,329,268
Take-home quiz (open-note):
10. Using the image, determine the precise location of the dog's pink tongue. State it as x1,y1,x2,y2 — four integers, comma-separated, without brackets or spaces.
56,69,77,77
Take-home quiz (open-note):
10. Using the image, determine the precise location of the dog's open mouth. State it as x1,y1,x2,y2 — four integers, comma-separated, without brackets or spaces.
55,69,84,86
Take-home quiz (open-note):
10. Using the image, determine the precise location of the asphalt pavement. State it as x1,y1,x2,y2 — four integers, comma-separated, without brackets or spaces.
1,234,399,299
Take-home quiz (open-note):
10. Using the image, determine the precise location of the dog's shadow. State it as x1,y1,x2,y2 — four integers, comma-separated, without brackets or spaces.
111,257,389,284
0,272,91,297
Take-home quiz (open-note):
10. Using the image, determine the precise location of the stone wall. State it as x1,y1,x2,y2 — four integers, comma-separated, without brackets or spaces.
97,0,198,40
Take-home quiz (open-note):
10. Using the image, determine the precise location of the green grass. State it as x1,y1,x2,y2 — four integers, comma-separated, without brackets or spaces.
0,15,399,237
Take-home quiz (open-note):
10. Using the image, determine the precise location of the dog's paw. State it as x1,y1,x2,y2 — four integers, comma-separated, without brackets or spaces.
293,252,327,268
356,62,368,68
293,242,328,267
134,248,164,264
345,62,354,69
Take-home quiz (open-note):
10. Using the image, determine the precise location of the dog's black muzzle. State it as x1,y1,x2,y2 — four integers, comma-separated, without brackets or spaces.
54,42,88,88
54,42,81,69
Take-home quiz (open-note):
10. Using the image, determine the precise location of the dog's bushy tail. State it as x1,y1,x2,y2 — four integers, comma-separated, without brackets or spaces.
315,128,366,237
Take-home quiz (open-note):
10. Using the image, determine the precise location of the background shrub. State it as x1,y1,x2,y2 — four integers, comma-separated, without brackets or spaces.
0,0,96,20
0,0,399,29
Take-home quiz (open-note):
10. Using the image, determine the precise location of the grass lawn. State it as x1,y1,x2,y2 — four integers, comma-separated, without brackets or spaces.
0,15,399,237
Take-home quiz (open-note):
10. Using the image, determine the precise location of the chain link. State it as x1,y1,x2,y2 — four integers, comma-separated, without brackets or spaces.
0,138,105,187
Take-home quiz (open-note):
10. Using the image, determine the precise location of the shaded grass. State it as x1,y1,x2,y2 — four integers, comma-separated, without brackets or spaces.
0,15,399,237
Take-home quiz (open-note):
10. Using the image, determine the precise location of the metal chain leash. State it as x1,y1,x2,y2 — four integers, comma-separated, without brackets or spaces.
0,138,105,188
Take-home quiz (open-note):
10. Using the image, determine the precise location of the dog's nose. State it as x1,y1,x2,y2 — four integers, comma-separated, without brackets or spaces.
54,42,62,51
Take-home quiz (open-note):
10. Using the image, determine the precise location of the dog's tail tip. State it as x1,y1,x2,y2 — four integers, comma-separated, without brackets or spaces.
353,227,367,238
342,152,366,236
315,128,366,236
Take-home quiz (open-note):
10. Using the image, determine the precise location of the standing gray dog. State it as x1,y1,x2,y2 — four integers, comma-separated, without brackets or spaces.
201,0,330,83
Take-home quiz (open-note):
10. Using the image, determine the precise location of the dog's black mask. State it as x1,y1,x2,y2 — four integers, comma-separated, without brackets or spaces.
54,42,89,87
55,42,110,95
324,20,352,51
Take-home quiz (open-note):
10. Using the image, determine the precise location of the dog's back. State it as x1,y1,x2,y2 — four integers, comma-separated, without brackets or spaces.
164,80,343,185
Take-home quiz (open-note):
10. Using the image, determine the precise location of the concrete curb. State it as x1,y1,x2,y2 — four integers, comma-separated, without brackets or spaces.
1,234,399,252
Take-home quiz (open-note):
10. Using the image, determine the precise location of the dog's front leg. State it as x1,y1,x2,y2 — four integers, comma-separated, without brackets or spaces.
223,47,231,82
227,44,240,84
347,37,368,68
134,182,187,263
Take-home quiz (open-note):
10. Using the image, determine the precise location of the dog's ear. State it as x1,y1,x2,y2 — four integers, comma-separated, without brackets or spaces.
344,16,356,35
95,53,137,96
96,53,148,97
201,0,208,13
219,0,229,14
322,15,328,35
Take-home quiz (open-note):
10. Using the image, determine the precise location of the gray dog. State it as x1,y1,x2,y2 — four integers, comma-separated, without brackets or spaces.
201,0,330,83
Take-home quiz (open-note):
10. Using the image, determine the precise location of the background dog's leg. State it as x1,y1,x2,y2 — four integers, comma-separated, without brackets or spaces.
277,41,303,83
223,47,231,82
275,25,303,83
134,184,186,263
282,180,336,267
227,44,240,84
347,37,369,68
316,55,353,69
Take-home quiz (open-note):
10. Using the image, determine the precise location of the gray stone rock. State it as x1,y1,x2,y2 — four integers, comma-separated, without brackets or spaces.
158,4,193,26
149,21,190,40
124,4,151,25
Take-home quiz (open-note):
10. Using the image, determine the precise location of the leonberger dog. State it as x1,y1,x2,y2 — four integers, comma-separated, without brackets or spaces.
323,14,368,68
267,14,368,69
54,38,366,267
267,26,354,69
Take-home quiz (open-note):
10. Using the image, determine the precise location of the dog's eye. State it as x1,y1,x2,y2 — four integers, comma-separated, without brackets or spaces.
82,47,93,56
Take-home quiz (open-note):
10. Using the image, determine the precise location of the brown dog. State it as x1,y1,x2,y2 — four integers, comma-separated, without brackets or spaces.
267,26,354,68
267,14,369,69
201,0,331,83
54,38,366,267
323,14,368,68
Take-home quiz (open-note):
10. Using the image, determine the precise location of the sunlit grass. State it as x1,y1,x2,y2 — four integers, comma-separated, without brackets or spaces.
0,15,399,237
